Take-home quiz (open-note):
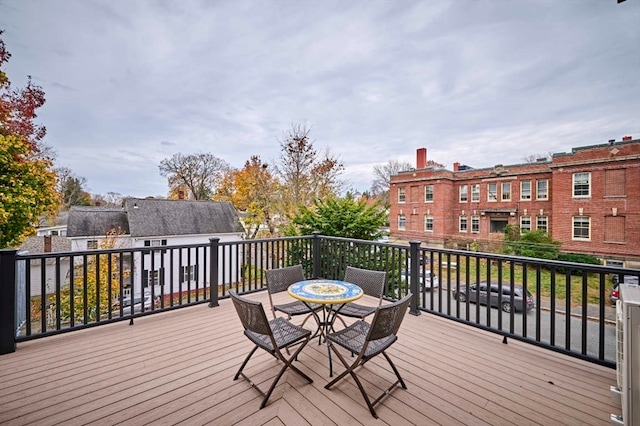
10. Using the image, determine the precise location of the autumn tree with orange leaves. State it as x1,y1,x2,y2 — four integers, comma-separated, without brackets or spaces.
0,30,58,248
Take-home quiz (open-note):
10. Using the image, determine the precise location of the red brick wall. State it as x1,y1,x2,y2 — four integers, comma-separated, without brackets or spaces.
389,139,640,264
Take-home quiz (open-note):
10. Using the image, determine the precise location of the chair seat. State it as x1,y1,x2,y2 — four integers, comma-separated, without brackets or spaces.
274,300,321,316
330,302,376,319
327,320,397,358
246,317,311,352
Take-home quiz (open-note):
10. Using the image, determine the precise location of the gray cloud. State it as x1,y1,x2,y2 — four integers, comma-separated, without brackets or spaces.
1,0,638,197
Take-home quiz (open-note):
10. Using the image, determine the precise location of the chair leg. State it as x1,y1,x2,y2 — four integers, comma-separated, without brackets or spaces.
260,339,313,408
234,345,259,380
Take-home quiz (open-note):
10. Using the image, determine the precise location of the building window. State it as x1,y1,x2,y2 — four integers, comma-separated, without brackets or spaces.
459,185,468,202
142,268,165,288
501,182,511,201
573,173,590,198
520,216,531,232
537,179,548,200
572,216,590,240
180,265,198,283
488,183,497,202
471,184,480,202
604,216,625,243
605,169,626,197
398,187,406,203
398,214,406,230
87,240,98,250
144,239,167,247
537,216,548,232
424,215,433,232
520,180,531,200
459,216,468,232
471,215,480,233
424,185,433,202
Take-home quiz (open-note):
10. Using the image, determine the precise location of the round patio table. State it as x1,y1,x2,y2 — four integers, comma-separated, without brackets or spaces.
288,279,363,344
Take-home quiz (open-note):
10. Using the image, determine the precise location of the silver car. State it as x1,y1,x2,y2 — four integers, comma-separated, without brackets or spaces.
453,282,534,313
400,270,440,290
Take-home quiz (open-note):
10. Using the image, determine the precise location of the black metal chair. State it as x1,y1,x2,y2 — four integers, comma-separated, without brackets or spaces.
325,293,412,419
266,264,321,327
330,266,387,328
229,291,313,409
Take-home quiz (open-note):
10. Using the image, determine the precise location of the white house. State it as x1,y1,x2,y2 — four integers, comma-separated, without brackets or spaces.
66,197,245,299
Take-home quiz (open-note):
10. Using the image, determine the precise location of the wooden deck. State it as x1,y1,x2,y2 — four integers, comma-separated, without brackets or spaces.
0,291,619,425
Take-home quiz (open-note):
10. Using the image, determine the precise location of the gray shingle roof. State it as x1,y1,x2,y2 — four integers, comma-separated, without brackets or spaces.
66,198,243,238
124,198,243,237
66,207,130,237
17,236,71,253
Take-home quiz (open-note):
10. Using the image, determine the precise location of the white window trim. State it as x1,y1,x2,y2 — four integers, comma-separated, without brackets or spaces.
459,185,468,203
424,215,433,232
536,179,549,200
536,215,548,232
488,183,498,202
520,215,531,232
459,216,468,233
424,185,434,203
501,182,511,202
572,172,591,198
520,180,532,201
572,216,591,241
471,215,480,233
398,187,406,204
398,214,406,230
471,184,480,202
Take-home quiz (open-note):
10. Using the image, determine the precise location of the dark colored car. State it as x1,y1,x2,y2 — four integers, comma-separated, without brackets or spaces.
453,282,534,313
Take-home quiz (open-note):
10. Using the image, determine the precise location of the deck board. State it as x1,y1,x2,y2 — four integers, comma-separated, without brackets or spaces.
0,292,620,425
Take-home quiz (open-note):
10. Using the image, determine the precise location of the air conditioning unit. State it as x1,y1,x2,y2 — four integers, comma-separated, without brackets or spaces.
611,284,640,425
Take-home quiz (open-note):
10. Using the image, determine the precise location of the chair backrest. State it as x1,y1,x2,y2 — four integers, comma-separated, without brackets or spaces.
229,291,272,336
266,264,305,294
367,293,412,342
344,266,387,299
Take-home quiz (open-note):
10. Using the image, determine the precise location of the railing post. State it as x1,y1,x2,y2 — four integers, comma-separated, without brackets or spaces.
0,249,18,354
312,232,321,279
208,238,220,307
408,241,421,316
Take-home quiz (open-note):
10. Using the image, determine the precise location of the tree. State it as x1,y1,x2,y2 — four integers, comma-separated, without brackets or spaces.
503,225,560,260
0,32,58,248
286,193,387,240
0,31,47,152
56,166,91,207
159,152,230,200
275,123,344,215
370,160,413,207
227,156,280,238
0,135,58,247
54,228,128,323
522,152,553,163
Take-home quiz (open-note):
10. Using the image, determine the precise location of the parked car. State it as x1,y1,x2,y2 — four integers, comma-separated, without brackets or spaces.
453,282,534,313
610,275,640,305
113,294,160,314
400,270,440,290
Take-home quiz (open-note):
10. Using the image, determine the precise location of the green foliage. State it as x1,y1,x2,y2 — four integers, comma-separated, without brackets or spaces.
556,252,601,265
287,194,387,240
502,225,561,260
0,134,58,248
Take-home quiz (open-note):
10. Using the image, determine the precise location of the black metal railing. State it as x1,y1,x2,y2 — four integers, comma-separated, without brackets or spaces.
1,234,638,369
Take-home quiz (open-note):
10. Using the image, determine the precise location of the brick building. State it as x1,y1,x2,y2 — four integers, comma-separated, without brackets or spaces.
389,137,640,268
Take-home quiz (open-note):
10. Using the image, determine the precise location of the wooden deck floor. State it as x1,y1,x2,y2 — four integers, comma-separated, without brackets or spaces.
0,292,619,425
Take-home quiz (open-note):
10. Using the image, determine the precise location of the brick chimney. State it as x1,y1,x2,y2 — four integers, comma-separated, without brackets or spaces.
416,148,427,169
44,235,52,253
178,190,185,200
453,162,460,172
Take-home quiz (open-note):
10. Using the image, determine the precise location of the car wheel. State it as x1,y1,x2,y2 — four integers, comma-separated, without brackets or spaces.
501,302,512,313
457,293,467,302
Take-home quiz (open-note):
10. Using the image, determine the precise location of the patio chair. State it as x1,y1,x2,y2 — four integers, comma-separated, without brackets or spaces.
330,266,387,328
229,291,313,409
266,264,321,327
325,293,412,419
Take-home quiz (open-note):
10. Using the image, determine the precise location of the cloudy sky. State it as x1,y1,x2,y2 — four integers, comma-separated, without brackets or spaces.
1,0,639,198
